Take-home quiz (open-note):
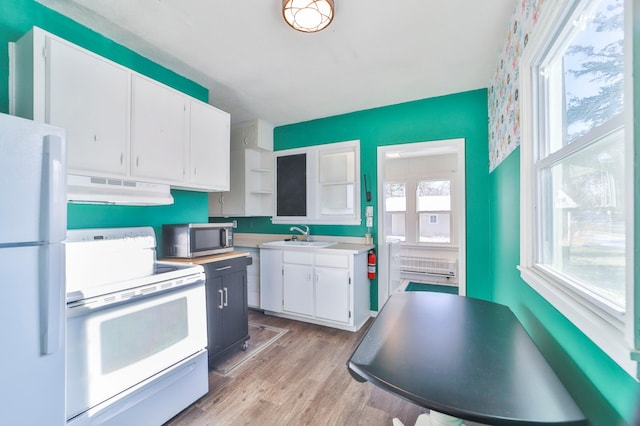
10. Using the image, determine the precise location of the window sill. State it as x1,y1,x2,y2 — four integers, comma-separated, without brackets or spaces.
518,265,637,379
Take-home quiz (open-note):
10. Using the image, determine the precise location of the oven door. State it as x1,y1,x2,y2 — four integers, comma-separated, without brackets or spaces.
66,282,207,421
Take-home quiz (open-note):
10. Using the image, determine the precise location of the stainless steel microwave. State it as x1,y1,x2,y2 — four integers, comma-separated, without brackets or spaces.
162,223,234,258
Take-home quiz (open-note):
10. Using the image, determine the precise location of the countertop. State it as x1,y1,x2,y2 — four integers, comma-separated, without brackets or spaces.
159,251,251,265
233,233,373,255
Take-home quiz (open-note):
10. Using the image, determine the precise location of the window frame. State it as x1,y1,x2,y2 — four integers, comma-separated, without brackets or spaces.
383,174,457,246
272,140,361,225
383,180,408,243
519,0,637,378
416,178,453,244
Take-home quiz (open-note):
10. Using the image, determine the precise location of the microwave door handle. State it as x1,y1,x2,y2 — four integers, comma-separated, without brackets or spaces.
220,228,228,247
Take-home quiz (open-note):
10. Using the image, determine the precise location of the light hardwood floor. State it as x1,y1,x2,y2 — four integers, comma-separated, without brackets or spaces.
165,310,480,426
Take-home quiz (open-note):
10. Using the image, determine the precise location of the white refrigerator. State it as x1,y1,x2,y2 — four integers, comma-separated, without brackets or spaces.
0,112,67,425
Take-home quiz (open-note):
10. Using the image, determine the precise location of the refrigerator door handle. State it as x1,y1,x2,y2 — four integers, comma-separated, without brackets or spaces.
42,134,67,243
40,243,64,355
40,135,66,355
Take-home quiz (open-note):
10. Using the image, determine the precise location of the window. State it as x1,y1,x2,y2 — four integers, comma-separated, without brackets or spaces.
520,0,636,377
384,182,406,242
417,179,451,243
383,177,455,245
319,150,355,215
272,140,361,225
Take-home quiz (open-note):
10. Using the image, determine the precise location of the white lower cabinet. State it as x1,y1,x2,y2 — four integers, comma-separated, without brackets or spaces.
259,247,369,331
260,249,283,313
315,266,350,323
243,248,261,309
282,251,315,316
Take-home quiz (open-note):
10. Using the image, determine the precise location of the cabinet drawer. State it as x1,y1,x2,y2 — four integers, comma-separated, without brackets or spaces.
315,254,349,268
205,256,251,277
282,250,314,265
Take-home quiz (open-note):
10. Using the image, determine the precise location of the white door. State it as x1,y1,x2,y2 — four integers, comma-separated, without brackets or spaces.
189,100,230,190
283,263,314,316
315,267,350,323
0,245,66,425
47,37,129,177
0,114,66,245
131,75,186,183
259,249,283,312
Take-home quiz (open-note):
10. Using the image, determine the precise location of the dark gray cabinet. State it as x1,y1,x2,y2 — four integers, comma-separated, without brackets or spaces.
203,256,251,365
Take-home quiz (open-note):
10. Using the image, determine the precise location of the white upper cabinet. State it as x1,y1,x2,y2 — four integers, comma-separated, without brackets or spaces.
47,37,130,177
13,27,130,178
231,119,274,152
130,74,187,184
12,26,230,192
186,99,230,191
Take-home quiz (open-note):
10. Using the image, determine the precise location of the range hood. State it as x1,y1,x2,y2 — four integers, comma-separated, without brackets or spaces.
67,174,174,206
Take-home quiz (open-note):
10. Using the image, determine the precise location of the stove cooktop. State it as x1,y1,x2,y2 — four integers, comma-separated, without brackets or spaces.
66,227,205,304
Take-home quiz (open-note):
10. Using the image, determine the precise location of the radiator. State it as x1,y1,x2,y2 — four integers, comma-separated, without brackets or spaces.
392,254,457,278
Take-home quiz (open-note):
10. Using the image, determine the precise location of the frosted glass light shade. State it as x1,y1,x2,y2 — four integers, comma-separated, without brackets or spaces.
283,0,334,33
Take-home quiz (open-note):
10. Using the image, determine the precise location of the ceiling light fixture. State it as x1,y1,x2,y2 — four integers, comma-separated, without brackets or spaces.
282,0,334,33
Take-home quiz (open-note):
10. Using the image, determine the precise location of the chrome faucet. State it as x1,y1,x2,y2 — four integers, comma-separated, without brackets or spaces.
290,225,310,241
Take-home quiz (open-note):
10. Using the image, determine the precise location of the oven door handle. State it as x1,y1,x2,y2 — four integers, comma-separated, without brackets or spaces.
66,279,205,317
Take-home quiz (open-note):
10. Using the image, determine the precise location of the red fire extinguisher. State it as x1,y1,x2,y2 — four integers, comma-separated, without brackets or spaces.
368,249,376,280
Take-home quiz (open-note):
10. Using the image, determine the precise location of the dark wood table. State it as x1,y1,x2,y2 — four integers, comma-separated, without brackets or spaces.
347,292,587,425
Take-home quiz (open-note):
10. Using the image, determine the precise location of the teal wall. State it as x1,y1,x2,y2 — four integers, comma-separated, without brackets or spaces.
0,0,210,237
490,152,638,424
226,90,493,309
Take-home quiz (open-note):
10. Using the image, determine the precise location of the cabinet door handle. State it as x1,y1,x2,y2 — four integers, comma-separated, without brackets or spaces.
218,289,224,309
223,287,228,307
120,152,124,165
216,265,232,271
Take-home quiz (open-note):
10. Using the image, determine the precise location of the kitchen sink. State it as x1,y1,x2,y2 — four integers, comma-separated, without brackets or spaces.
261,240,337,248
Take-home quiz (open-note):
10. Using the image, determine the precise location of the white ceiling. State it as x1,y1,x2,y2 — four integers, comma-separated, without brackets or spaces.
37,0,515,127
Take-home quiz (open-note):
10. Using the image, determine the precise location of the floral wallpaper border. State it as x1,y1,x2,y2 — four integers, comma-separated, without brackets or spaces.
488,0,546,172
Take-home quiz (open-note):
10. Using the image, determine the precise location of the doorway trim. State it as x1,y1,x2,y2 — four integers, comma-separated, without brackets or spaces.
376,138,466,309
